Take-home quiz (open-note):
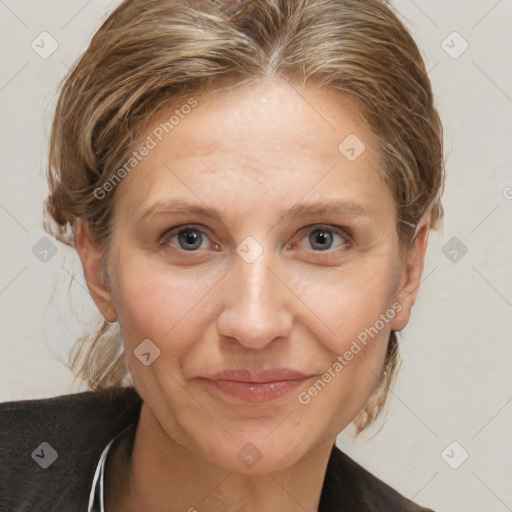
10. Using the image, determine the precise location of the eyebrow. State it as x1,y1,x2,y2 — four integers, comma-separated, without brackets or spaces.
138,198,373,223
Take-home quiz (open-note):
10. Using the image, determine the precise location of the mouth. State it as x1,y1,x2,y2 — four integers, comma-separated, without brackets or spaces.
198,369,315,403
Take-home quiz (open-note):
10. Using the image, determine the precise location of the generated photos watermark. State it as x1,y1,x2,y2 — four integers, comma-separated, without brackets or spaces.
93,97,198,200
297,302,402,405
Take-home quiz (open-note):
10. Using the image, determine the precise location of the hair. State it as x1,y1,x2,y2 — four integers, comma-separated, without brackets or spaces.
44,0,445,433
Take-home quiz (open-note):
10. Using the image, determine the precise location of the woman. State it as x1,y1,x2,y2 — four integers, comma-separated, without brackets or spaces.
0,0,444,510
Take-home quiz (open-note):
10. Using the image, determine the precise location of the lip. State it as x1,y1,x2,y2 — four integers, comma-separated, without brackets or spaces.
198,369,315,403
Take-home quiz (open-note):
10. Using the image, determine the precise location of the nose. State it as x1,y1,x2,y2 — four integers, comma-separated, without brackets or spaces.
216,244,294,350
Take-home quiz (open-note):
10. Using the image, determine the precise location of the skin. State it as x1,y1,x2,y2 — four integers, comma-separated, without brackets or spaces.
75,77,429,512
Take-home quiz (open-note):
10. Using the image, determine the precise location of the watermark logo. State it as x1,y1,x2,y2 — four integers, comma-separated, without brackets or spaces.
236,236,263,264
338,133,366,162
134,339,161,366
211,0,248,16
31,442,58,469
441,441,469,469
441,31,469,60
31,32,58,59
32,236,58,263
237,442,262,468
442,236,468,263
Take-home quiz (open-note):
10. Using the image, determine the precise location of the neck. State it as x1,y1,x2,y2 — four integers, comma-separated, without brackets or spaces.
105,402,335,512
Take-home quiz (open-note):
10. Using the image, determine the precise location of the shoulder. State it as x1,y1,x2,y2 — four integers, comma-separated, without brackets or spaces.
320,444,436,512
0,385,141,424
0,386,142,510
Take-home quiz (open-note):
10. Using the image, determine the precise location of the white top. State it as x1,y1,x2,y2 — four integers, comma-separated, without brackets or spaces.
87,427,131,512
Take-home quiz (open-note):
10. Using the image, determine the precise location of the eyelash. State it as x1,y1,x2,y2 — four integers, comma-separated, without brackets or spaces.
158,223,352,254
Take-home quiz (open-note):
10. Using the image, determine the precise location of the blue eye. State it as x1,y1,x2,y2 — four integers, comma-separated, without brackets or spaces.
304,226,350,251
177,228,203,250
160,224,351,254
160,226,214,251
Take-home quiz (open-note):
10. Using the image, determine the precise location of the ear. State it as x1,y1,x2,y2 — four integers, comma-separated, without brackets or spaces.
390,219,430,332
74,221,118,322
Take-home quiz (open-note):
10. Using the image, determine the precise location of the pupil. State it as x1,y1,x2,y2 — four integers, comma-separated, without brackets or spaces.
311,229,332,250
180,230,200,250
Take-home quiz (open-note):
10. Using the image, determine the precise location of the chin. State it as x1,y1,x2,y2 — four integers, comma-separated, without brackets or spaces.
198,432,312,475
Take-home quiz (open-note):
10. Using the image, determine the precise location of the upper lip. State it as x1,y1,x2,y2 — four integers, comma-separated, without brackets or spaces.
200,369,314,383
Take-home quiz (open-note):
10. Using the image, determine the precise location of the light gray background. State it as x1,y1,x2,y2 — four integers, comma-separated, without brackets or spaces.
0,1,511,510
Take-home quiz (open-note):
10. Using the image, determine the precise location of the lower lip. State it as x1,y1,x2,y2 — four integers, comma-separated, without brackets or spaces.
201,379,307,402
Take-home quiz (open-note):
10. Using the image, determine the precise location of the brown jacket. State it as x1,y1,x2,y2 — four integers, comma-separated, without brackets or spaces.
0,386,435,511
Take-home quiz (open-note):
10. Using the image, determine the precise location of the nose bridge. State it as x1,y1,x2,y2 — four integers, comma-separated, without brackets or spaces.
216,237,293,349
237,246,276,310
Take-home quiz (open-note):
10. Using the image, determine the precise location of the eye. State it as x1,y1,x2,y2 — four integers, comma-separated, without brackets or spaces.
159,225,217,252
159,224,351,254
300,225,351,252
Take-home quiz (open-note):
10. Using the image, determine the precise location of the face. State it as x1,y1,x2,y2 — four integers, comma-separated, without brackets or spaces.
79,78,425,473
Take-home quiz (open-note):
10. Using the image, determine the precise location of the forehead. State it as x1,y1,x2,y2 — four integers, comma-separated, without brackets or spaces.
152,79,377,164
112,79,393,224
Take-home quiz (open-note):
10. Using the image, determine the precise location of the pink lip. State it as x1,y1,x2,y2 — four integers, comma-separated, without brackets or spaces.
199,369,314,403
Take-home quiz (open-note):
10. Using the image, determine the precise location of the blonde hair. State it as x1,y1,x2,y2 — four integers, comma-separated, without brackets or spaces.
45,0,444,432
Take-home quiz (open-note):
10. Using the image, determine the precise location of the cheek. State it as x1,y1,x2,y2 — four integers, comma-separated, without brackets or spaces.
296,293,392,435
111,255,214,348
290,257,400,355
289,256,399,422
112,246,400,352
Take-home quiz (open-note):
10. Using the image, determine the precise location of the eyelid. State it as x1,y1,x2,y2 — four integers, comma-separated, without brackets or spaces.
301,223,352,239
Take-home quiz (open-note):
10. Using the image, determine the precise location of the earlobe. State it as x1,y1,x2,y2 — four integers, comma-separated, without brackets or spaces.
74,221,118,322
390,220,430,332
